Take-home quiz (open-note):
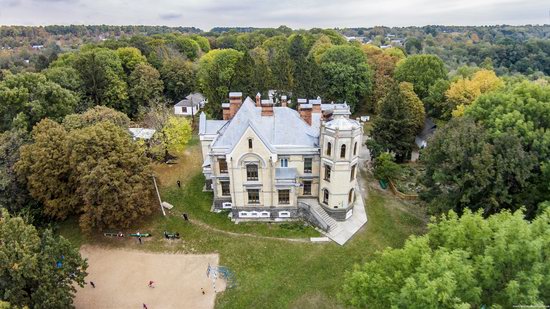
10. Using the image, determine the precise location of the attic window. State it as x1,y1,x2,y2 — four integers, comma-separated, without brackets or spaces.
248,138,253,149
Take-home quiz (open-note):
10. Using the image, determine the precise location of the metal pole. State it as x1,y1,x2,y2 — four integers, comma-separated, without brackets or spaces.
152,175,166,216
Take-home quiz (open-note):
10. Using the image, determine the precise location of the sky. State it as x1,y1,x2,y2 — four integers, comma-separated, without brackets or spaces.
0,0,548,30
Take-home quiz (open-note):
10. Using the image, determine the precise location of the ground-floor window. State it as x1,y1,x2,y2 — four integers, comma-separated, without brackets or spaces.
221,181,230,196
323,189,329,204
303,181,312,195
278,190,290,204
248,189,260,204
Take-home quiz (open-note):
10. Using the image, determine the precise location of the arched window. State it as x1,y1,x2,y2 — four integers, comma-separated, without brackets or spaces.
326,142,332,156
348,189,354,204
323,189,329,204
353,142,358,156
340,144,346,158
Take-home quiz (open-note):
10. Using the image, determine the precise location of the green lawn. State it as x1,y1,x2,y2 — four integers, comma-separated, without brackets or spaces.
58,140,427,308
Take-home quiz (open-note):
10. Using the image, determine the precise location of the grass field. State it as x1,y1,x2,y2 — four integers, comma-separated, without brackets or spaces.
59,137,427,309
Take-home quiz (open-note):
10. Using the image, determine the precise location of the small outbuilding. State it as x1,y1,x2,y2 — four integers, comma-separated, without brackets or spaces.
174,93,206,116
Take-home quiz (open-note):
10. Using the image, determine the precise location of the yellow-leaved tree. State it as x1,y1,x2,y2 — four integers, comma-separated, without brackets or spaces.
161,116,192,155
446,69,503,117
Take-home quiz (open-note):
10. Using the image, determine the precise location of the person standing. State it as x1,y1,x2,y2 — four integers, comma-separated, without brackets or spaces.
90,281,95,288
148,280,154,288
138,235,142,244
177,180,181,188
143,304,148,309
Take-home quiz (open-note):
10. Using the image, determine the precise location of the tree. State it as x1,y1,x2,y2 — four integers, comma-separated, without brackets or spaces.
159,116,192,155
424,78,451,119
341,209,550,308
0,129,38,215
160,58,196,103
399,82,425,133
0,209,87,309
115,47,147,74
128,63,164,117
446,69,503,117
373,152,402,181
16,118,155,232
0,72,78,131
66,48,129,113
197,49,243,118
371,84,417,162
395,54,447,100
263,36,294,93
363,46,400,113
62,106,130,130
289,34,311,98
318,45,372,113
230,50,255,98
421,117,536,216
171,36,201,60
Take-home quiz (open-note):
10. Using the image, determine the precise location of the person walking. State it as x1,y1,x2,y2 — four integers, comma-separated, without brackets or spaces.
90,281,95,288
138,235,142,244
177,180,181,188
201,287,205,295
148,280,155,288
143,304,148,309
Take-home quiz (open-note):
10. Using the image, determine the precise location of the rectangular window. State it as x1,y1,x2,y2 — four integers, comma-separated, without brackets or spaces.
221,181,230,196
350,164,357,181
278,190,290,204
303,181,312,195
218,158,228,173
246,164,258,181
248,189,260,204
324,164,331,182
181,106,188,113
280,157,288,168
304,157,312,173
248,138,253,149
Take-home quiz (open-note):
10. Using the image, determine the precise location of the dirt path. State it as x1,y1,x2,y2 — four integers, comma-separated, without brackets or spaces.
189,218,313,243
74,246,225,309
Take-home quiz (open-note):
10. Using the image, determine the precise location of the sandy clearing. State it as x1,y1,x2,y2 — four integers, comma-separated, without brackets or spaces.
74,245,225,309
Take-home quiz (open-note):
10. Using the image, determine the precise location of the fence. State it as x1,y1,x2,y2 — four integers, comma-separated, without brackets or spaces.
388,179,419,201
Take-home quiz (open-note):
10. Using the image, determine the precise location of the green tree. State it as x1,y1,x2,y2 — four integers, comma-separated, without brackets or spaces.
399,82,425,133
0,72,78,131
424,78,451,119
0,129,38,215
68,48,129,113
371,84,417,162
421,118,536,216
0,209,87,309
341,209,550,308
197,49,243,118
319,45,372,113
395,54,447,100
115,47,147,74
159,116,192,155
373,152,402,181
128,63,164,116
160,58,196,103
172,36,201,60
230,50,255,98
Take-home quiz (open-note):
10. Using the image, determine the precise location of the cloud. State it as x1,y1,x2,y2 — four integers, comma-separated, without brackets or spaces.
159,13,183,20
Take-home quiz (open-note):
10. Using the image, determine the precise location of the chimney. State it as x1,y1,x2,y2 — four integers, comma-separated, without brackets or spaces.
310,96,322,113
281,95,288,107
261,99,274,116
222,103,230,120
229,92,242,119
299,103,312,125
255,92,261,107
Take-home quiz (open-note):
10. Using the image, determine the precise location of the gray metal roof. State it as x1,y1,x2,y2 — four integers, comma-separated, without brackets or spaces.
175,93,205,107
129,128,156,140
210,97,319,151
199,113,228,135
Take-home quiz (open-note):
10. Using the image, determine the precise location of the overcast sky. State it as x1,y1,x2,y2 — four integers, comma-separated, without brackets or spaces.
0,0,548,30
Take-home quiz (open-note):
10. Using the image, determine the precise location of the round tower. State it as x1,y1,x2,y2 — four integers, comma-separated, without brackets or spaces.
318,106,363,221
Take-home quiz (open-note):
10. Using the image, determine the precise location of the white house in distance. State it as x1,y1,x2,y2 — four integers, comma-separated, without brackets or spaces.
199,92,368,244
174,93,206,116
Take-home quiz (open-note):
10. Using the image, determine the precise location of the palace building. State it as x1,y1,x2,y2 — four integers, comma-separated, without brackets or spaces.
199,92,364,228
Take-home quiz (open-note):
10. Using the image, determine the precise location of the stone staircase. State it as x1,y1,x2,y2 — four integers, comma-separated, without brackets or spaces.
308,201,343,235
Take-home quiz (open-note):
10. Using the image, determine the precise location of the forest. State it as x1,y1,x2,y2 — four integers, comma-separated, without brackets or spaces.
1,24,549,308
